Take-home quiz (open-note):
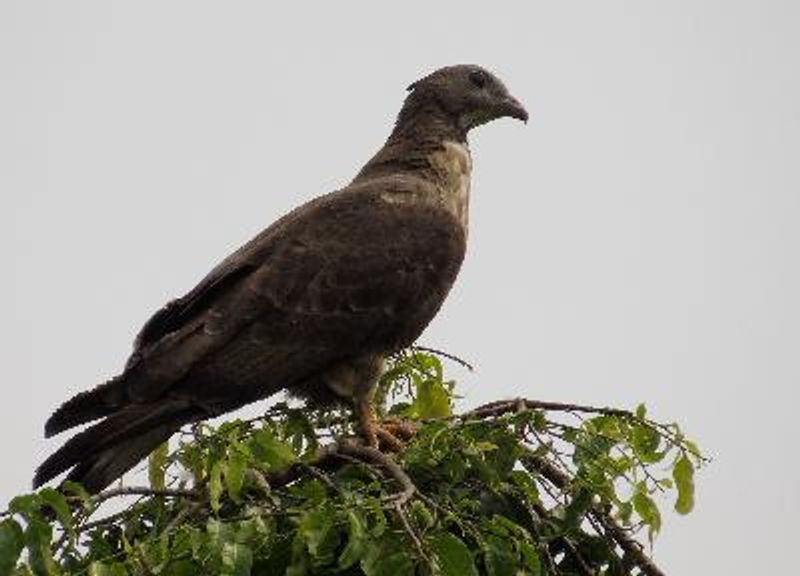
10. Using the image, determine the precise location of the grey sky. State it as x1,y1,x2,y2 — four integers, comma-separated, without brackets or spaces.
1,1,798,573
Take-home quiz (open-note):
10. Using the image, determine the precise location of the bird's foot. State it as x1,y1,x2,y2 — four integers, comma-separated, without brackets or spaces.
375,426,405,452
357,411,417,453
354,392,417,452
381,418,418,442
374,418,418,452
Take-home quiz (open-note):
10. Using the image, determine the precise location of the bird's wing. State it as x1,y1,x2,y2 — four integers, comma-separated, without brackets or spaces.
130,262,256,356
39,182,466,489
46,183,465,436
135,184,465,391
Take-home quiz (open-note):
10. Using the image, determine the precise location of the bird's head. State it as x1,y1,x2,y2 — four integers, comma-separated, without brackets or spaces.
401,64,528,137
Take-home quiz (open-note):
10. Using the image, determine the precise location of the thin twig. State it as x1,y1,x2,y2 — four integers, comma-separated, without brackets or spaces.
410,345,475,371
164,501,203,535
303,464,342,495
92,486,199,507
134,542,156,576
528,500,594,575
594,512,666,576
76,509,130,534
393,502,432,566
467,398,632,419
525,454,667,576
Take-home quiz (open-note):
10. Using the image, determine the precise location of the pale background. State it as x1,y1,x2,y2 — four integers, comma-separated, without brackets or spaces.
1,1,798,573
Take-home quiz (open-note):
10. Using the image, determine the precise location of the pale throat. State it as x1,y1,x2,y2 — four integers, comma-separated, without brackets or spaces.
429,140,472,230
376,139,473,231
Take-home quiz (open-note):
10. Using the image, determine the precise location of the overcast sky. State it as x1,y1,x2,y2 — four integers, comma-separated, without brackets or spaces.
1,1,798,573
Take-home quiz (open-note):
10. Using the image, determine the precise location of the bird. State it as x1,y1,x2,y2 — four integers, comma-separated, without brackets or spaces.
34,64,528,494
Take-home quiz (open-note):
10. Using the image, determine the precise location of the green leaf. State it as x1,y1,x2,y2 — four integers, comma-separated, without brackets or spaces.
616,501,633,525
0,519,24,576
410,352,444,380
23,518,59,576
287,532,310,576
283,409,319,455
510,470,540,504
61,481,93,513
235,515,270,547
410,500,435,531
630,424,664,464
428,532,478,576
632,485,662,540
148,441,169,491
250,429,296,470
562,488,593,532
159,559,196,576
361,543,414,576
209,461,224,513
38,488,73,537
673,455,695,514
290,479,327,506
338,511,367,569
483,534,516,576
225,449,247,503
474,441,498,452
87,562,127,576
657,478,674,490
8,495,41,519
178,441,206,485
411,379,452,418
221,542,253,576
518,541,542,576
531,410,547,432
206,519,236,553
297,508,339,566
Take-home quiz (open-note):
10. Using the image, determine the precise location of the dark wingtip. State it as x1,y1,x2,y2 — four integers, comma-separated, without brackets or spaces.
32,468,47,490
44,403,77,438
44,415,62,439
43,375,128,438
33,457,60,489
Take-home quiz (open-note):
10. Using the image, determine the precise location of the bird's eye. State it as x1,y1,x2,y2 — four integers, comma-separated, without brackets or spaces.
469,70,488,89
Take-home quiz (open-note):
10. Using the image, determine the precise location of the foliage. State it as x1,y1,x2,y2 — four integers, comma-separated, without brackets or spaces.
0,350,704,575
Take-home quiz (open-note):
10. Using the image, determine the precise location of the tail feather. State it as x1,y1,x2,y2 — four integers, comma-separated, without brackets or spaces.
45,374,132,438
34,400,199,492
64,425,176,494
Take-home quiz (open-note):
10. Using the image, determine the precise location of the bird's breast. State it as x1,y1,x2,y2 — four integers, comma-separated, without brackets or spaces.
374,140,472,232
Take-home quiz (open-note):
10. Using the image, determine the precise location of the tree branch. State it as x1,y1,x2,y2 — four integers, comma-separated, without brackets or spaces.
524,454,666,576
335,441,416,506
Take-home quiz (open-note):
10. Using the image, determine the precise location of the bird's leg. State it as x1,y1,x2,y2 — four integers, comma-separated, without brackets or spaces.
355,392,379,449
353,393,406,452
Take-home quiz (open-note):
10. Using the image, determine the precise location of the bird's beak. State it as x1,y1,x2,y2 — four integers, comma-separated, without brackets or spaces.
499,94,529,123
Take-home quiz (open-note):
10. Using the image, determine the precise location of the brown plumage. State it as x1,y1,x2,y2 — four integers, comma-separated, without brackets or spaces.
35,64,527,493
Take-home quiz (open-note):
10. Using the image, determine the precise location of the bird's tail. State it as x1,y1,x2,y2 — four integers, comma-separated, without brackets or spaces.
44,373,135,438
34,400,200,494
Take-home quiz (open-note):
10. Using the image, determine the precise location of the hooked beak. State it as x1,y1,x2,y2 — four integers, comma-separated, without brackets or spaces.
499,94,529,123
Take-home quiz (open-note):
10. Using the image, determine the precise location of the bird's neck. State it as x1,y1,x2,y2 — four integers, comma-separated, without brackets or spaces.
354,102,466,183
391,98,465,143
353,102,473,232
